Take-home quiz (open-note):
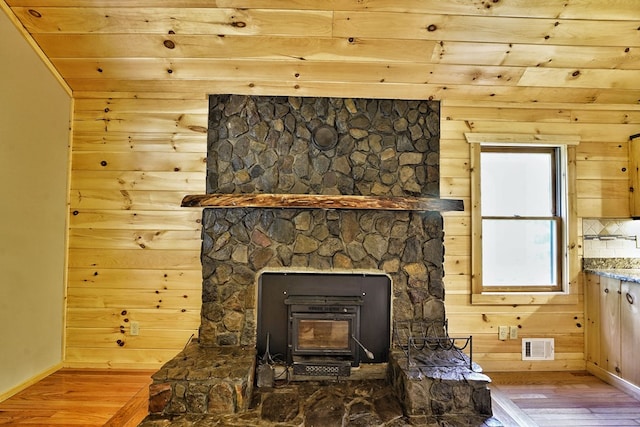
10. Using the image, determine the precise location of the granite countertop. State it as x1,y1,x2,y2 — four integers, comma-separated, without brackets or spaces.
583,268,640,284
583,258,640,284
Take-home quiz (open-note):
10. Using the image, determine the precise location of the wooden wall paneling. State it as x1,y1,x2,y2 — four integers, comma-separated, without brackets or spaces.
73,112,207,134
444,296,583,315
440,177,470,198
75,91,210,100
68,211,202,231
66,287,201,310
441,279,469,296
471,354,586,373
66,96,206,368
443,255,470,277
439,138,469,158
68,190,196,211
576,160,629,180
571,110,640,124
73,98,209,114
66,328,198,350
443,234,469,256
67,248,200,270
64,348,189,369
576,141,628,161
72,133,207,153
69,229,201,250
70,171,205,191
446,313,583,335
71,152,206,172
66,308,200,329
67,268,202,290
444,120,638,143
444,106,572,123
441,214,469,236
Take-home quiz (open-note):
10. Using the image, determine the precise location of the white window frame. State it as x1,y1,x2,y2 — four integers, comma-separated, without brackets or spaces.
465,133,580,305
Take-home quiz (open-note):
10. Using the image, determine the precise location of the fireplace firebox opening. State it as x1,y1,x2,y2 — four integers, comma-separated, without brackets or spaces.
257,272,391,377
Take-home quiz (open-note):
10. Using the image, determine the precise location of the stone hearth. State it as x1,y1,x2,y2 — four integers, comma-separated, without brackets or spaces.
141,95,494,425
142,343,497,426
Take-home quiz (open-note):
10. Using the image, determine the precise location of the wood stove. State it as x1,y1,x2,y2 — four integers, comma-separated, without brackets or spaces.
286,295,362,376
257,272,391,377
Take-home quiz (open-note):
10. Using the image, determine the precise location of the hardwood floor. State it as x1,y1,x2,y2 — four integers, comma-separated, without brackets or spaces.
0,369,638,426
489,371,640,427
0,369,153,426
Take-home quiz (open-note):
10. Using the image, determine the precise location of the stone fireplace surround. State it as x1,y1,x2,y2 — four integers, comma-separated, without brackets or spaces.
200,95,447,348
143,95,494,425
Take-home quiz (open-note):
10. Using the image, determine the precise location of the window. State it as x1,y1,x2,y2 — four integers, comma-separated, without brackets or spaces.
480,147,563,292
465,133,579,304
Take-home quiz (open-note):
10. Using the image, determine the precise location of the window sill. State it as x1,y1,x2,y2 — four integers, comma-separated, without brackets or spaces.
471,293,579,306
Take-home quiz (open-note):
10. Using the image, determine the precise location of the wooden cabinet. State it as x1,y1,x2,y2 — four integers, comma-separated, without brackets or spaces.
621,281,640,385
599,277,621,375
630,138,640,218
584,274,601,366
585,273,640,389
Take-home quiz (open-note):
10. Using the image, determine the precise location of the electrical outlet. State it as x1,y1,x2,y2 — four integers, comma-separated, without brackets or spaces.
130,321,140,336
498,326,509,341
510,326,518,340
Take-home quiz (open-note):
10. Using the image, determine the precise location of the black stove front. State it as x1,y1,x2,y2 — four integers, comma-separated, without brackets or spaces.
257,272,391,377
286,295,362,375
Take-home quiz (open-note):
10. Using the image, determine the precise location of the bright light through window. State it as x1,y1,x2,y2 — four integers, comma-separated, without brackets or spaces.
481,151,553,216
482,219,558,286
480,147,563,291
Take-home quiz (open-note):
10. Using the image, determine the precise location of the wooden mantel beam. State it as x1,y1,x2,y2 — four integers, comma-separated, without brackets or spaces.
181,193,464,212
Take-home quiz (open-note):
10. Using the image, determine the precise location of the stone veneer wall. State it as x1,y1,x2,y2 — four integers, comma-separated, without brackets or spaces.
200,95,444,347
200,207,445,347
207,95,440,197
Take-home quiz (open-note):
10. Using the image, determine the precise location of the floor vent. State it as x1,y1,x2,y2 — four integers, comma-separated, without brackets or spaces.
522,338,554,361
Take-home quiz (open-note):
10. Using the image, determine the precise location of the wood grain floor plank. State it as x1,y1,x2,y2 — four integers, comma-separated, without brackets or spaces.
0,369,153,427
104,377,151,427
490,371,640,427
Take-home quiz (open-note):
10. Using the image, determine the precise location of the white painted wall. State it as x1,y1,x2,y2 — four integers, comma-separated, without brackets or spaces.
0,8,71,397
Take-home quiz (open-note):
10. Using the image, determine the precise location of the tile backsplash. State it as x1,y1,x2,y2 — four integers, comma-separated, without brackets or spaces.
583,218,640,258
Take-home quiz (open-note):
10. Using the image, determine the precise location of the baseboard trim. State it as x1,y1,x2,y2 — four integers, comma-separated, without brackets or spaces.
586,362,640,401
0,362,63,403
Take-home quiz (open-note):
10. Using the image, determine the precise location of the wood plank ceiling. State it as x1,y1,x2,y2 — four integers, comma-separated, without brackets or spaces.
3,0,640,104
